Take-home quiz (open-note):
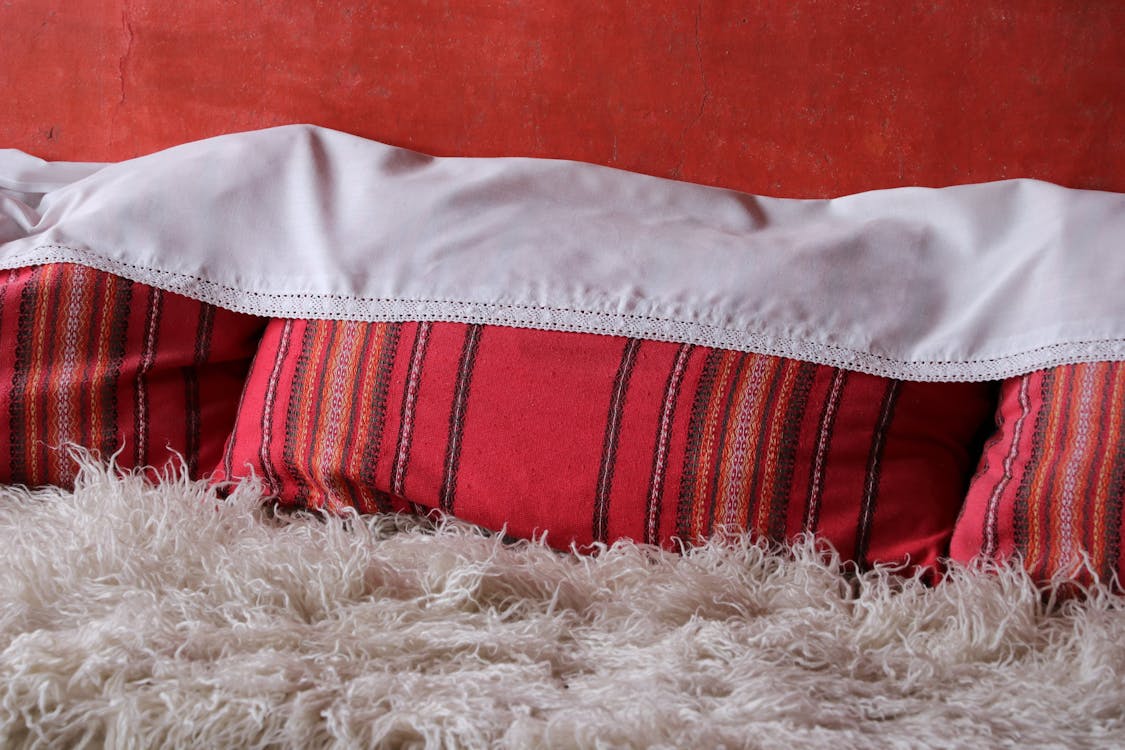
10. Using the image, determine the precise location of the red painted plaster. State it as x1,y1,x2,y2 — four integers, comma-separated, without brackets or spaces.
1,1,1121,197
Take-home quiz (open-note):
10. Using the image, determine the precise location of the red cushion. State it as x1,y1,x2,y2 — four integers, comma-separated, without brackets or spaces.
950,363,1125,585
216,319,995,570
0,263,266,486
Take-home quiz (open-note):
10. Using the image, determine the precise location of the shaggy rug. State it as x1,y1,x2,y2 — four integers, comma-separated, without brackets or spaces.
1,462,1124,749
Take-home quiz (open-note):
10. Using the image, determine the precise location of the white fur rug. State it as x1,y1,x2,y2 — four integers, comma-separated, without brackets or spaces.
1,463,1124,749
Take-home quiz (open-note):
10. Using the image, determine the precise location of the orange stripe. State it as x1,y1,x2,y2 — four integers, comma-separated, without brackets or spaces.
59,265,95,477
1091,364,1125,568
71,268,94,453
311,322,361,507
308,323,341,505
347,324,392,508
740,357,780,528
1030,365,1072,572
1030,368,1066,575
293,322,333,503
754,359,799,533
50,267,71,468
84,266,101,454
316,322,357,509
27,264,59,482
1066,363,1105,567
89,269,118,460
43,264,67,480
691,351,739,537
323,321,376,508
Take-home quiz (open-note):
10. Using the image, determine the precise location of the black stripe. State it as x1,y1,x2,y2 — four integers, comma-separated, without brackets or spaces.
854,379,901,566
391,322,432,497
803,369,848,532
40,266,68,481
183,302,214,476
1013,371,1055,562
1103,406,1125,581
704,352,750,538
1091,366,1124,580
9,267,40,482
331,323,378,506
439,324,483,514
357,323,402,512
282,322,318,508
77,269,107,451
676,348,723,540
593,338,642,543
134,286,163,466
38,265,66,479
1038,367,1083,576
744,357,787,531
0,270,6,457
644,343,693,545
0,270,7,345
765,361,817,540
98,275,133,463
301,321,341,503
258,319,295,496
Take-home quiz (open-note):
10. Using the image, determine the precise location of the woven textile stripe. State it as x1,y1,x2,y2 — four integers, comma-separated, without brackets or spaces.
955,363,1125,583
183,302,216,477
439,324,483,514
803,369,847,531
1,263,266,487
674,352,906,566
391,322,432,498
677,351,807,542
594,337,641,543
7,264,131,485
279,320,402,513
134,286,164,467
643,342,693,545
218,320,994,570
854,380,901,566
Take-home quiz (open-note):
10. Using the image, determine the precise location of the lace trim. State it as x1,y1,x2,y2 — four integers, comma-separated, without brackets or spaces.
4,243,1124,382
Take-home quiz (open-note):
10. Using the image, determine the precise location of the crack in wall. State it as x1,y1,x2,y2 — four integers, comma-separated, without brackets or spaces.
671,0,710,179
117,1,135,107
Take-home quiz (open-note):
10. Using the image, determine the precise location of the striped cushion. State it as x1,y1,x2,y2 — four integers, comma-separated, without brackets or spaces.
951,363,1125,584
216,319,995,571
0,263,267,486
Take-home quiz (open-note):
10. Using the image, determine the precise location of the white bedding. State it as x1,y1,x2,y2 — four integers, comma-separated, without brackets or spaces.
2,124,1123,381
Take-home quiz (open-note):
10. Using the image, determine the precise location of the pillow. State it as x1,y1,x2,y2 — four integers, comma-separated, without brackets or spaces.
0,263,267,486
950,362,1125,585
216,319,995,571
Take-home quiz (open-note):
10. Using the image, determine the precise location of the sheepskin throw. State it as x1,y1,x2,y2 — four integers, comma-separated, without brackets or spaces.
2,462,1124,749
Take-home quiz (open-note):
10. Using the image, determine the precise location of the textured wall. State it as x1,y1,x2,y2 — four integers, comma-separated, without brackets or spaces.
2,0,1121,196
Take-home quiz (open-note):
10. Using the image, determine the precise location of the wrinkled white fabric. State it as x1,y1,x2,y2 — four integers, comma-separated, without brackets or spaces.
1,125,1122,381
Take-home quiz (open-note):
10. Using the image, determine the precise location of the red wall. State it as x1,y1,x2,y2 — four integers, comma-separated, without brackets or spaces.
2,0,1121,197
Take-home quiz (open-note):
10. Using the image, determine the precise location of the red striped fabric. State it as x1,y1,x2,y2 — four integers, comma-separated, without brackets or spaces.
217,319,995,571
0,263,267,487
951,363,1125,585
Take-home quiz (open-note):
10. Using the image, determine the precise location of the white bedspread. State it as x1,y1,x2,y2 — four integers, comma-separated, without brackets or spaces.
2,125,1123,380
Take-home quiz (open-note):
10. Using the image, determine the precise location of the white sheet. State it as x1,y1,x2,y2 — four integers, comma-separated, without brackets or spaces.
1,125,1122,381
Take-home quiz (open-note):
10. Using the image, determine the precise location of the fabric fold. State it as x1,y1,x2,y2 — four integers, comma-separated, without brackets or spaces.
1,124,1122,381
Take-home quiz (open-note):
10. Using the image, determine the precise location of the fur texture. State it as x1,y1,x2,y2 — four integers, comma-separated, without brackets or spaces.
1,461,1123,749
